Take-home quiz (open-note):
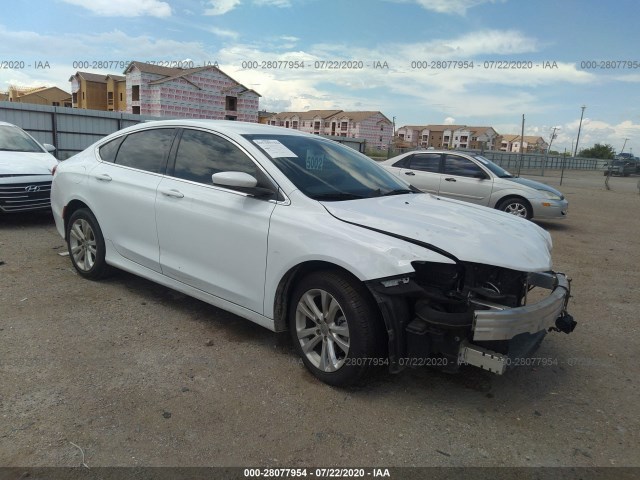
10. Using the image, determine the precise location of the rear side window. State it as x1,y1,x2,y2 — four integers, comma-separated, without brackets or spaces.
409,153,441,173
172,129,260,184
114,129,176,173
391,156,410,168
98,136,124,163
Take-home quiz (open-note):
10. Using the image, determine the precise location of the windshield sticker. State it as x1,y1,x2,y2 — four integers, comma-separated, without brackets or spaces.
253,139,297,158
305,151,324,170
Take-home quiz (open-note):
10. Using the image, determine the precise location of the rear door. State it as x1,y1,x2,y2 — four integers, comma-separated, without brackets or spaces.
399,153,443,194
89,128,176,272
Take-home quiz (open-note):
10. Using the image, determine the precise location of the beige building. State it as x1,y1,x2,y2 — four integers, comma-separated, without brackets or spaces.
498,134,549,153
69,72,108,110
106,74,127,112
270,110,393,149
4,86,72,107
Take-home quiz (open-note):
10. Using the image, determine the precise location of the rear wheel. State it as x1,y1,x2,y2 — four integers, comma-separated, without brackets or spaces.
289,270,384,386
497,197,532,220
66,208,112,280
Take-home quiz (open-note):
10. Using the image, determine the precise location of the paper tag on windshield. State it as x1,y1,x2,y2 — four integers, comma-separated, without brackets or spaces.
253,139,297,158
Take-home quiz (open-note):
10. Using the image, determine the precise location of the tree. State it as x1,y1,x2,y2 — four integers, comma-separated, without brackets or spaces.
578,143,616,159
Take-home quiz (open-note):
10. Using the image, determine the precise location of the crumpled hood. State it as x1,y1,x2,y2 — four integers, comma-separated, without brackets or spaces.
507,177,564,198
322,193,553,272
0,151,58,175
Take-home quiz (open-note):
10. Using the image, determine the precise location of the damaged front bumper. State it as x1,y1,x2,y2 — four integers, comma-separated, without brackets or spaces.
460,272,575,374
368,270,576,376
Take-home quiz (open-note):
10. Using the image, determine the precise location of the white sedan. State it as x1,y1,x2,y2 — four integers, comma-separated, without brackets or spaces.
0,121,58,214
51,120,575,386
380,150,568,220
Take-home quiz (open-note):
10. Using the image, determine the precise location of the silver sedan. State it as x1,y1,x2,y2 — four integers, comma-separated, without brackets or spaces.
381,150,568,220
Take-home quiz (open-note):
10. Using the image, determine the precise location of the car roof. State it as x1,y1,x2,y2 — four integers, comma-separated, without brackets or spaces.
128,119,311,137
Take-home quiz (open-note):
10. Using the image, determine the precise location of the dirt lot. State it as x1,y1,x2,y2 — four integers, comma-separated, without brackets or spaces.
1,170,639,469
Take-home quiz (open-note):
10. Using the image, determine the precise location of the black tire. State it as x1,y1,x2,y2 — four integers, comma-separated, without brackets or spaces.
66,208,112,280
496,196,532,220
288,270,384,386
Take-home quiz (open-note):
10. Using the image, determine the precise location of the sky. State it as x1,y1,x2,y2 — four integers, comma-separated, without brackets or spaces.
1,0,639,154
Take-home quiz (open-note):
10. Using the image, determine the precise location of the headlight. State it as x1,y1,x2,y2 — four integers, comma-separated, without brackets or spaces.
538,189,562,200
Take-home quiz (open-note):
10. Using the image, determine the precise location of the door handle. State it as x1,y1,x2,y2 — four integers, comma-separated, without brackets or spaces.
404,171,416,176
94,173,112,182
444,177,457,182
160,189,185,199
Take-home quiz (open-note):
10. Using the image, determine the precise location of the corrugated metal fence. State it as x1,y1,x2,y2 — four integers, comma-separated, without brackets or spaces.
386,147,607,174
0,102,160,160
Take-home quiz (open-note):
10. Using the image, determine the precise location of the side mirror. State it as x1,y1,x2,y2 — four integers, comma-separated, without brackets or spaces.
212,171,275,198
43,143,56,152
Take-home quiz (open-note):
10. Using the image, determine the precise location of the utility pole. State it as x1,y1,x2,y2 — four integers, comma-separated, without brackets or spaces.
620,138,629,154
573,105,586,157
542,126,559,176
517,114,525,177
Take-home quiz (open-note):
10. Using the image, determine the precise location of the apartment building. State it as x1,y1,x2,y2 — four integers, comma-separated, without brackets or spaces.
397,124,499,150
4,86,72,107
106,75,126,112
270,110,393,149
69,72,109,110
498,134,549,153
124,61,260,121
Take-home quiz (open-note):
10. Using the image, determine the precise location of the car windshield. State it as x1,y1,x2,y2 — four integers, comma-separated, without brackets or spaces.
0,125,44,153
244,134,415,200
473,155,514,178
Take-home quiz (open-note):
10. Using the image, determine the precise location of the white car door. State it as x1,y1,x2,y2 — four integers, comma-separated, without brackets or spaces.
88,128,177,272
155,128,277,314
438,154,494,206
399,153,443,194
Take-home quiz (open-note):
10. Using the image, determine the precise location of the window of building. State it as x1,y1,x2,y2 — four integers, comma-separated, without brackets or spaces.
225,115,237,120
132,106,140,114
314,121,321,130
225,96,237,111
380,125,384,131
64,102,72,108
72,92,77,103
114,129,175,173
52,102,60,106
82,92,85,100
132,85,140,101
120,93,123,101
292,121,299,129
341,122,348,131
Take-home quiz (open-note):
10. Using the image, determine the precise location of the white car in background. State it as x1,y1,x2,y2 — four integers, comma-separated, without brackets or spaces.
0,121,58,214
380,150,568,220
51,120,575,386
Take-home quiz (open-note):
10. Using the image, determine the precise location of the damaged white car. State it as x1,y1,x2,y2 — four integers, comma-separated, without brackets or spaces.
51,120,576,386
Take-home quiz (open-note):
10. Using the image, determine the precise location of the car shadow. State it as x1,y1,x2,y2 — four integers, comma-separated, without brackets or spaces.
0,210,55,228
533,219,570,232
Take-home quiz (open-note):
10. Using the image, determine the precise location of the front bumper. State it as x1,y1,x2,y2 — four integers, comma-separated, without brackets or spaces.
532,199,569,219
472,272,571,341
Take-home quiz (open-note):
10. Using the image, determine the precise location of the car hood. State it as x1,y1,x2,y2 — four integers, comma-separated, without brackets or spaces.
322,193,553,272
506,177,564,198
0,151,58,175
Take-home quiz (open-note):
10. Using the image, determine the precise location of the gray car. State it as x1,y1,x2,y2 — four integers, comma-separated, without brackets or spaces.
381,150,568,220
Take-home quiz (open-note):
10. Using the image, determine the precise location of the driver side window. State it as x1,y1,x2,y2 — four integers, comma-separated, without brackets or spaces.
444,155,485,178
172,129,260,185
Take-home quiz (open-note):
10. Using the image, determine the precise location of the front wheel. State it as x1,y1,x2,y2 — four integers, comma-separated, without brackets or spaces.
66,208,112,280
497,197,532,220
289,270,384,386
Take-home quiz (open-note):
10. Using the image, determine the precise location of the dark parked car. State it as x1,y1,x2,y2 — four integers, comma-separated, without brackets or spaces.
602,159,635,176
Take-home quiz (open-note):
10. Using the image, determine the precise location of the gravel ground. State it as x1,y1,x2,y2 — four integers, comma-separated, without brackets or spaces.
0,170,639,469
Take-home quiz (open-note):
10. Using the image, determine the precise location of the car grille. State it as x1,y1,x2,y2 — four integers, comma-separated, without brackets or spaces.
0,181,52,213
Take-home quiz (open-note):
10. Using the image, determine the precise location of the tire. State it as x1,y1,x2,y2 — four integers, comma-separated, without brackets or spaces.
497,197,532,220
288,270,384,386
66,208,112,280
